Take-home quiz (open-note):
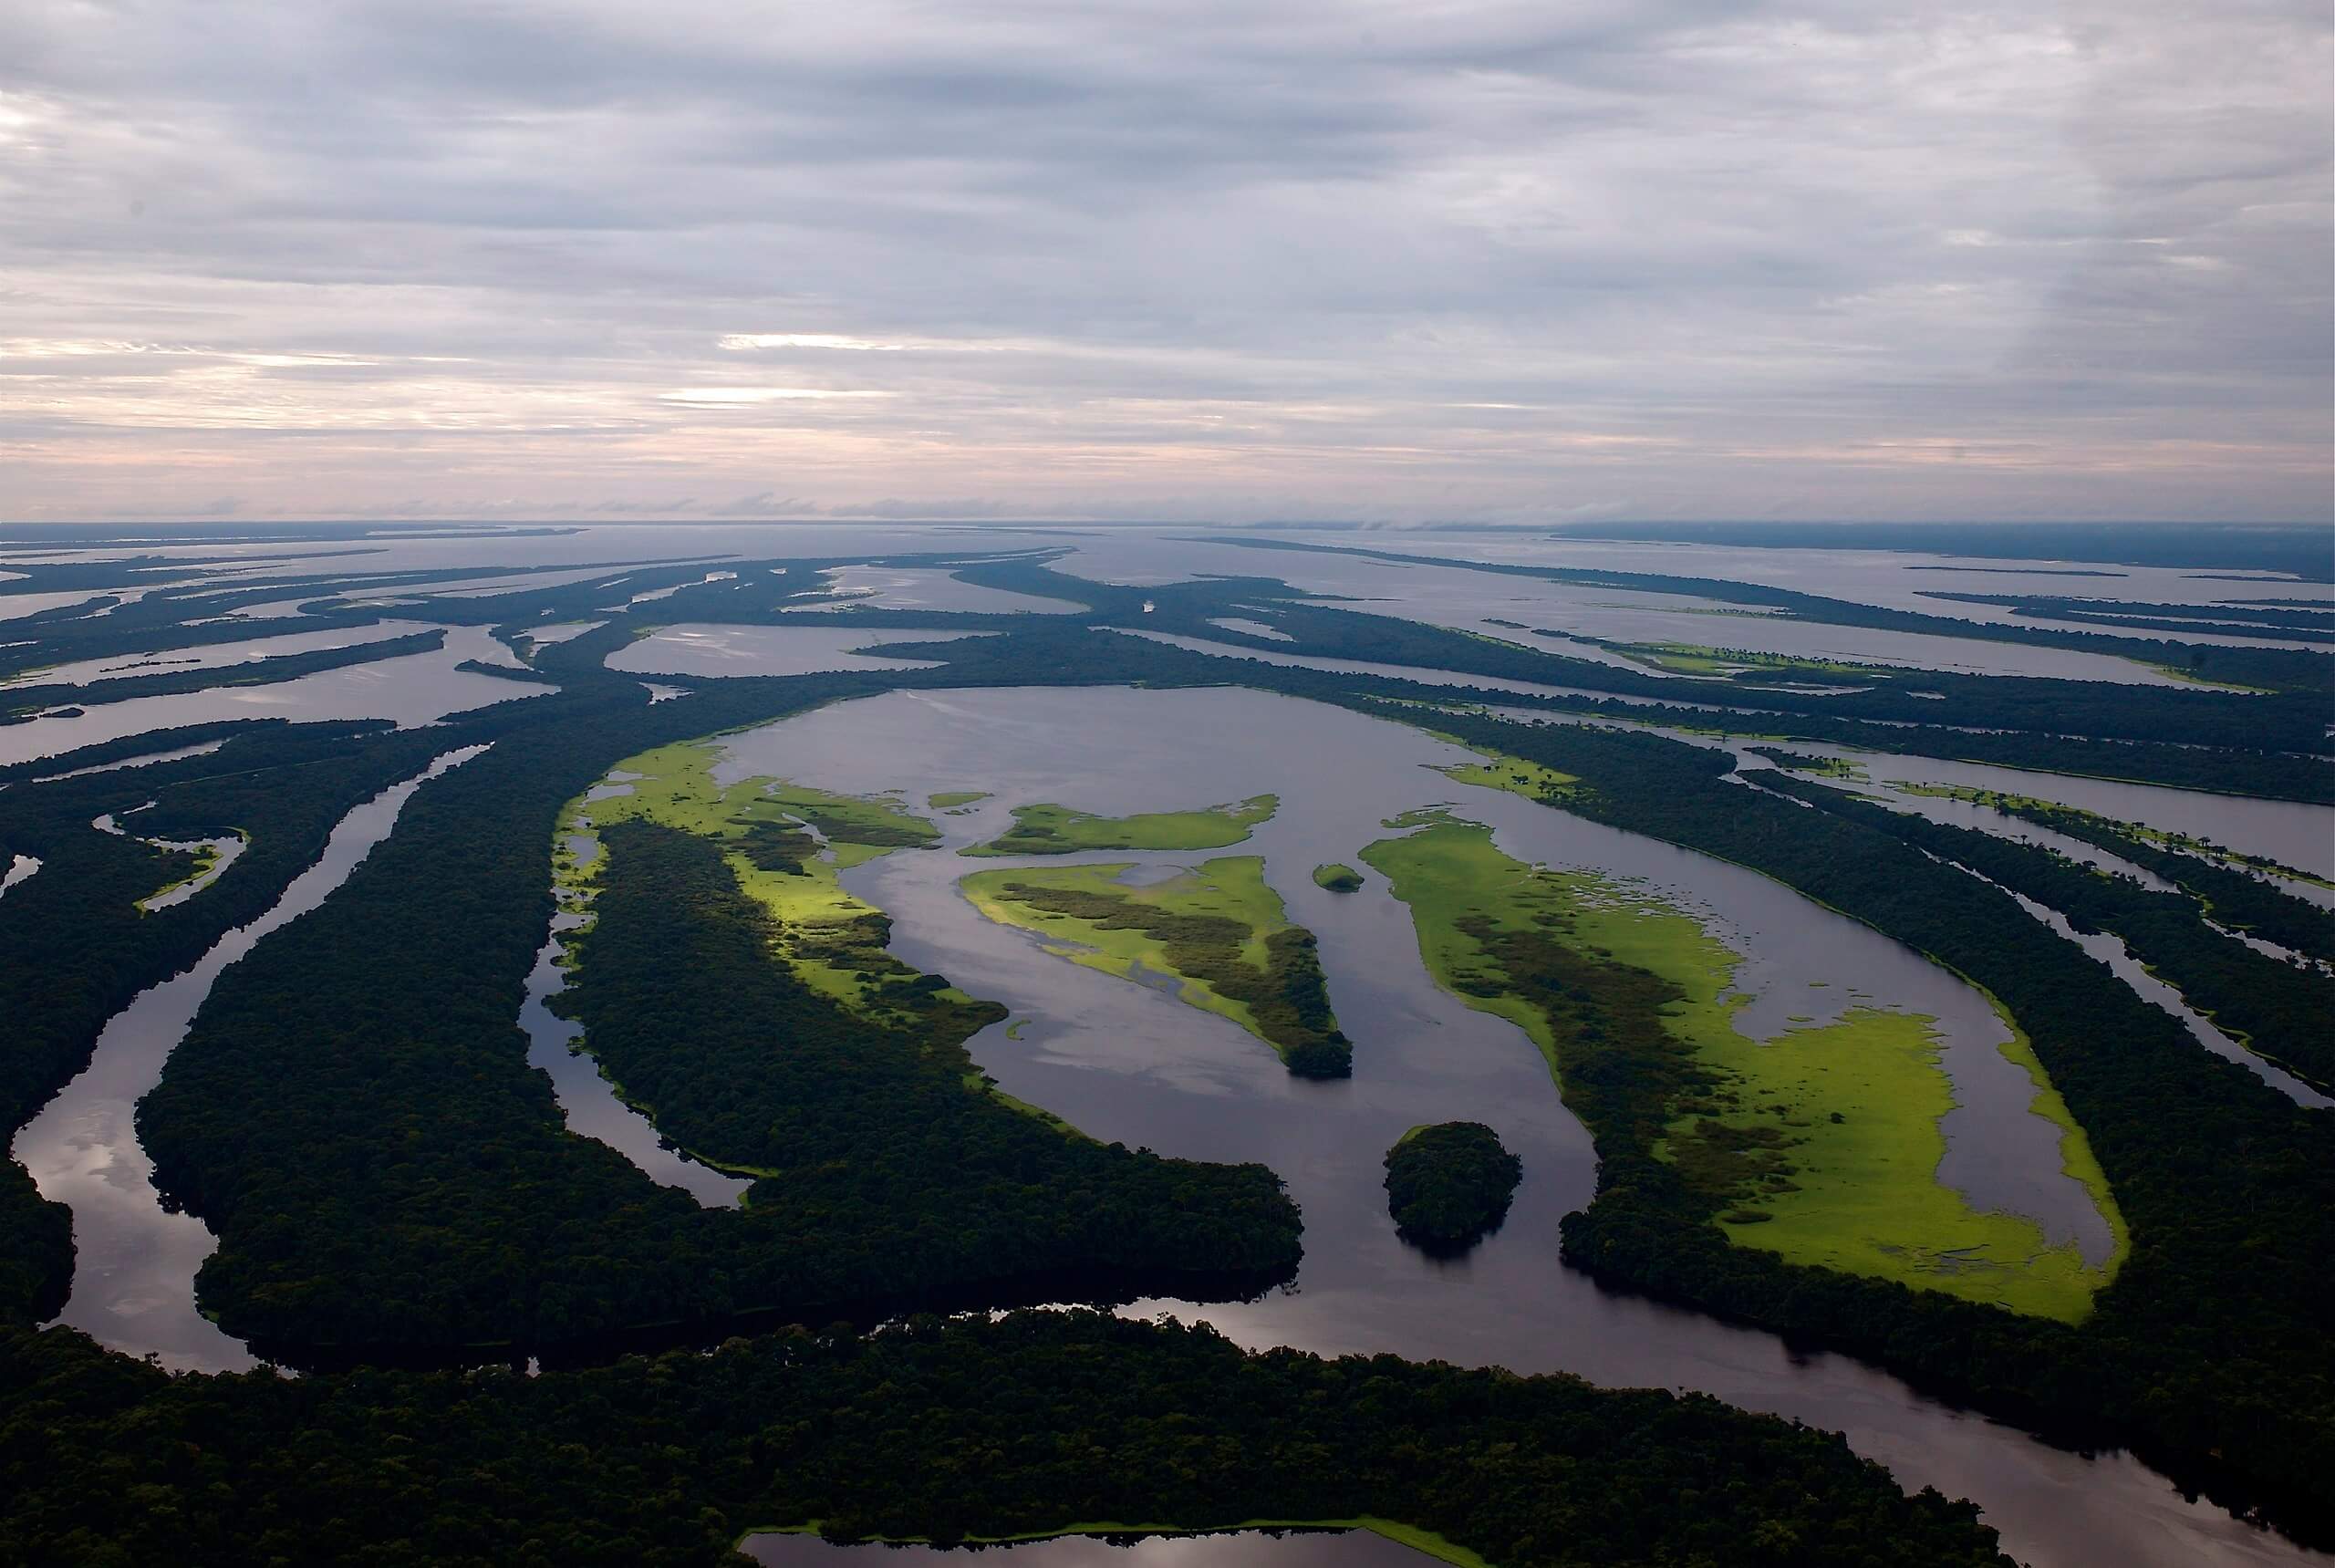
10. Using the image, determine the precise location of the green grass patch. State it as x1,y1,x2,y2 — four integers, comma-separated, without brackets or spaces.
965,794,1277,856
133,830,244,913
559,742,957,1024
962,856,1352,1076
555,743,1070,1133
1421,734,1579,804
928,789,989,810
1313,862,1365,892
1436,755,1579,801
1361,812,2117,1321
2143,660,2268,693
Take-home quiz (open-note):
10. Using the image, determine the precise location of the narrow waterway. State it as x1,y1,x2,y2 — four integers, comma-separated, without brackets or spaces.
521,805,752,1207
1062,534,2212,686
0,627,543,770
0,853,38,899
1999,888,2330,1111
10,745,487,1372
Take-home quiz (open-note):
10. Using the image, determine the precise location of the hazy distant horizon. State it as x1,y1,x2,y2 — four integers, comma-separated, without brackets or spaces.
4,1,2328,523
4,516,2329,532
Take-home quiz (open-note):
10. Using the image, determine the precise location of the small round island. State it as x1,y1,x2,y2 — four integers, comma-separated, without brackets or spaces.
1382,1121,1522,1255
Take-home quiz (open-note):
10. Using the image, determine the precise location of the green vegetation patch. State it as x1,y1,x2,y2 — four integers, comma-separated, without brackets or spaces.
965,793,1278,856
131,831,244,913
1335,702,2319,1515
1360,813,2115,1321
1749,747,1869,782
560,742,971,1031
1603,640,1888,683
928,789,990,811
1433,745,1579,803
561,815,1308,1294
1313,862,1365,892
962,857,1353,1077
1384,1122,1522,1253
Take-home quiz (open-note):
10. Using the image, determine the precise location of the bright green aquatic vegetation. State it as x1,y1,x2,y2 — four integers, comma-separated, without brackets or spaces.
1361,812,2122,1321
965,794,1277,856
2143,661,2267,693
928,789,990,811
559,743,966,1030
133,831,244,913
1433,747,1578,802
962,856,1351,1076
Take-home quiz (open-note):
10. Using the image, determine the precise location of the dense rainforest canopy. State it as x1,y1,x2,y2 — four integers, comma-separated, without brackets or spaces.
4,532,2330,1563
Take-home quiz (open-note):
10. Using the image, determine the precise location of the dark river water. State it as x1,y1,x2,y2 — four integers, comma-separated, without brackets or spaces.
6,525,2330,1567
10,746,486,1371
0,625,538,770
687,683,2310,1568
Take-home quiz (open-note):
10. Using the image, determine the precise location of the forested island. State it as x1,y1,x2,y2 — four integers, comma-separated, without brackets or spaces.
963,857,1354,1077
1383,1123,1522,1252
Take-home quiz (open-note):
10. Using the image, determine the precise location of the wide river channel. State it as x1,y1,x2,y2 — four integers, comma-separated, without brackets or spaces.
647,682,2310,1568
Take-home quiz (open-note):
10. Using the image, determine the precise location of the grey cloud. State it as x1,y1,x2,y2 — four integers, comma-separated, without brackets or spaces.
0,0,2324,522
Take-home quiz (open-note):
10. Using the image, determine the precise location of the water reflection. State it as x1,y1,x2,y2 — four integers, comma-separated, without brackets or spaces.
10,745,487,1372
518,865,752,1206
1,620,439,690
1061,535,2205,685
0,626,545,770
683,685,2296,1568
2001,890,2330,1111
782,564,1082,615
1,853,38,899
608,624,1001,680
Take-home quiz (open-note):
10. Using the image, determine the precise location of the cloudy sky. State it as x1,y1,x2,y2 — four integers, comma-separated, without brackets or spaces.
1,0,2328,524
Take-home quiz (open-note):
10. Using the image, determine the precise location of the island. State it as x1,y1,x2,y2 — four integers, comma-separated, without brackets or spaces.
1383,1122,1523,1253
962,856,1353,1077
965,794,1277,856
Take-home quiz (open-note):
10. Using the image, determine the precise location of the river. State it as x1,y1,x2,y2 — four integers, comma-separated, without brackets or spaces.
677,682,2305,1568
5,524,2329,1565
10,746,486,1371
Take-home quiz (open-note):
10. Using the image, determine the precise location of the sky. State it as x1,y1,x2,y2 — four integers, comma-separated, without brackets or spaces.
1,0,2329,525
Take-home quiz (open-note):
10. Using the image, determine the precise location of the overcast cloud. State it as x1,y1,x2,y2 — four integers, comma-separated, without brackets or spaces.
0,0,2327,523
